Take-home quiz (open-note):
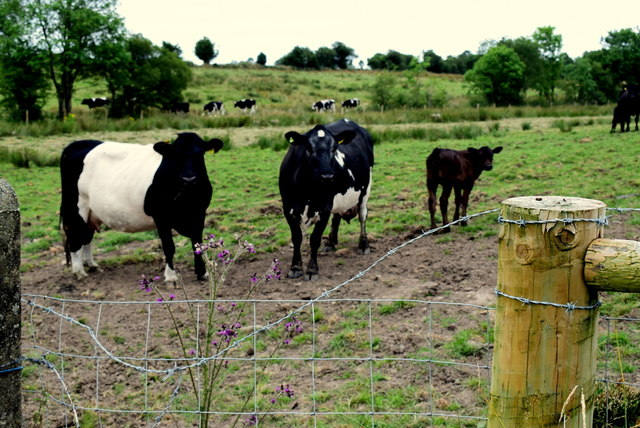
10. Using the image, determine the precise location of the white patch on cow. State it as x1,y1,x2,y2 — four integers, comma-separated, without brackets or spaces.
331,187,361,214
347,168,355,180
343,118,350,123
317,130,325,138
300,205,320,228
70,243,98,279
77,142,162,233
335,151,346,167
70,250,88,279
164,263,179,283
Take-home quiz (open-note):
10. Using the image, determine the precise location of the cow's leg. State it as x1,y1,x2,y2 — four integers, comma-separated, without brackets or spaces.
322,214,342,252
81,242,99,272
452,186,462,222
426,179,439,230
439,185,452,233
459,186,473,226
190,236,208,281
66,223,95,279
635,114,639,131
157,225,178,283
306,214,330,281
285,214,304,279
357,204,370,255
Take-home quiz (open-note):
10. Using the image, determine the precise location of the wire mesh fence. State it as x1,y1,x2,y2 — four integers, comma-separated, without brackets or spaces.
13,207,640,427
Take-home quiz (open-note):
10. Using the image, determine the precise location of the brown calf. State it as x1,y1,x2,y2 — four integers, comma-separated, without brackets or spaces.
426,146,503,231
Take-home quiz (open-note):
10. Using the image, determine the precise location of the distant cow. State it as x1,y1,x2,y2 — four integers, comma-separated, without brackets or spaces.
60,132,224,282
341,98,360,109
611,85,640,132
203,101,225,115
312,99,336,112
279,119,374,280
426,146,503,232
234,99,257,114
81,97,110,109
169,102,190,114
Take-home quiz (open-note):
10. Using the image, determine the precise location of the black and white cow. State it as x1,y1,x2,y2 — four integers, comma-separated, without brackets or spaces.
203,101,225,115
279,119,374,280
234,99,257,114
312,99,336,112
60,132,224,282
341,98,360,109
81,97,110,109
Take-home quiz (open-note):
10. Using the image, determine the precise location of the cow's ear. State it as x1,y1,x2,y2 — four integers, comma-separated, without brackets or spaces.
467,147,479,155
335,130,356,145
492,146,503,154
153,142,172,156
205,138,224,153
285,131,304,145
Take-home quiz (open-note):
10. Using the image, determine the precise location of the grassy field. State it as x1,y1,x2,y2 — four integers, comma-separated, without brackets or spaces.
2,67,640,426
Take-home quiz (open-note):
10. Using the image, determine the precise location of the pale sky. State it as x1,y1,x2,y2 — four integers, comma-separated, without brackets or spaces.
116,0,640,66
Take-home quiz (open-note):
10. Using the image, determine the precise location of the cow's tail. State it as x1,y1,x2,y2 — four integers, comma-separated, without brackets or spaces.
426,148,441,185
59,211,71,266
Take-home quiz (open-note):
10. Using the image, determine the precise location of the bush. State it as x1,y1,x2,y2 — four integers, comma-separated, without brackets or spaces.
593,383,640,427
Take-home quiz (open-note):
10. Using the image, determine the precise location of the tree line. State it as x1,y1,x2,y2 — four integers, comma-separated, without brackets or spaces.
1,0,639,122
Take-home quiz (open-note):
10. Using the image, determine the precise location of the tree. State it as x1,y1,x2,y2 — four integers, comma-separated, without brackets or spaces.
162,41,182,58
195,37,218,65
0,0,50,121
423,50,444,73
316,46,336,69
532,26,563,102
560,57,605,104
26,0,125,119
464,45,525,106
602,28,640,90
276,46,318,69
498,37,543,93
256,52,267,66
332,41,356,69
367,50,415,71
101,35,191,117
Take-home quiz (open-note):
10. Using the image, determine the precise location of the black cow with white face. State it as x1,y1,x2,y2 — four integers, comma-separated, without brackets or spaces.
279,119,374,280
60,132,223,281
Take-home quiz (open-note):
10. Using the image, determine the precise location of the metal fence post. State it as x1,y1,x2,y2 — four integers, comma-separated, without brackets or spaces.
0,179,22,428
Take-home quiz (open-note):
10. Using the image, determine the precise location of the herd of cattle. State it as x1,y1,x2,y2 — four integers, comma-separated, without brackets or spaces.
60,119,502,282
81,97,361,115
68,85,636,282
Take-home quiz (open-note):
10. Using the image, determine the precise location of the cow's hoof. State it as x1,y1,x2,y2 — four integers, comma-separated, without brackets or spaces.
286,269,303,279
304,272,319,281
321,244,336,253
197,274,208,282
358,247,370,255
86,265,100,273
73,271,89,281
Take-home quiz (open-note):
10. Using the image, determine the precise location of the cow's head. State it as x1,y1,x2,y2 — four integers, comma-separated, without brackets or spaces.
153,132,223,186
285,126,356,183
468,146,503,171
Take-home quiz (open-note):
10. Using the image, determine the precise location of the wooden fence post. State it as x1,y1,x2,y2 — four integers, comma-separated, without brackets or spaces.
0,179,22,427
490,196,606,427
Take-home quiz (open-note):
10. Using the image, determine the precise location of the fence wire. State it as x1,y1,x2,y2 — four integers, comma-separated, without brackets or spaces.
13,207,640,427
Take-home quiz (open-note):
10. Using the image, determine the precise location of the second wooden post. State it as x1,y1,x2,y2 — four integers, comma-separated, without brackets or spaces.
489,196,606,427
